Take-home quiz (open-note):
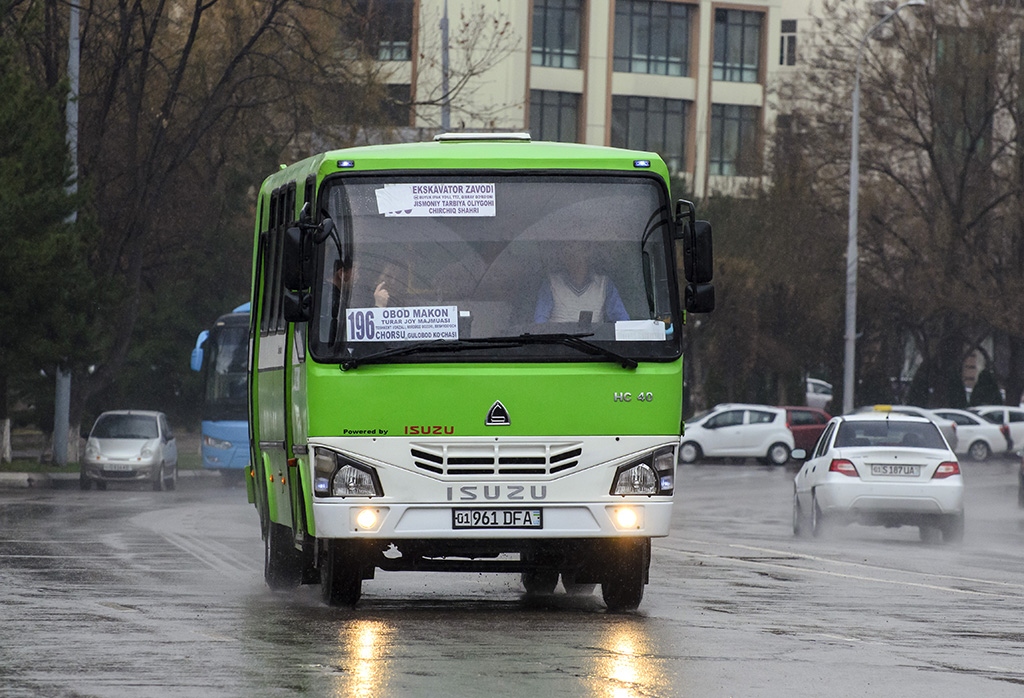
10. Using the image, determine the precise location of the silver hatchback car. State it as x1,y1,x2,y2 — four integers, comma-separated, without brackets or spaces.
81,410,178,491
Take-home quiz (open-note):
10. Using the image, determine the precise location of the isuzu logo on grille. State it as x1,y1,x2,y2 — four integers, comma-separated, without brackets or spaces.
486,400,510,426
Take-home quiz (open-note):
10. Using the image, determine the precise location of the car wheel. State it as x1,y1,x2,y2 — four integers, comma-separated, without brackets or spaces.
165,464,178,491
919,525,941,544
79,472,91,491
320,540,364,607
679,442,702,464
793,488,811,538
941,514,965,544
601,538,649,612
95,480,107,491
811,492,828,538
967,441,990,462
767,443,791,466
153,463,166,492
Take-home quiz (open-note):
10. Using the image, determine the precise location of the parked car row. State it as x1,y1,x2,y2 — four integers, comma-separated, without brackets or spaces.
681,402,1019,467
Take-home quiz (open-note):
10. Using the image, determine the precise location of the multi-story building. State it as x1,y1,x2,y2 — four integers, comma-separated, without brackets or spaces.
350,0,822,198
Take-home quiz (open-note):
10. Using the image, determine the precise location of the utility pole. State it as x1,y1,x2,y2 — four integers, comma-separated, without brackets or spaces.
441,0,450,131
54,1,80,466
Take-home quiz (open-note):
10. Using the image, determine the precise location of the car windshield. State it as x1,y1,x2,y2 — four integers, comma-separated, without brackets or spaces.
834,420,946,449
91,414,159,440
309,174,679,365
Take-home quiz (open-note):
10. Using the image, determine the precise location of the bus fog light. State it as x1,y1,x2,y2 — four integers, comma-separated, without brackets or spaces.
614,507,640,529
356,509,378,529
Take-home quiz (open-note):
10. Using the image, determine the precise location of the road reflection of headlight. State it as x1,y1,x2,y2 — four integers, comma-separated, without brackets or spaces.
334,620,391,698
593,625,665,698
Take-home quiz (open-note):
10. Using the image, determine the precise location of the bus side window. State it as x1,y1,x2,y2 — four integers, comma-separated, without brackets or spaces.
261,191,279,335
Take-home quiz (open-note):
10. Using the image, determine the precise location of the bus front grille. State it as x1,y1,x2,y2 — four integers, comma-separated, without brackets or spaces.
411,444,582,477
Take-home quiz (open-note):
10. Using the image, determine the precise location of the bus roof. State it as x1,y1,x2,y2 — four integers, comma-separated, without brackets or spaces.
260,137,672,195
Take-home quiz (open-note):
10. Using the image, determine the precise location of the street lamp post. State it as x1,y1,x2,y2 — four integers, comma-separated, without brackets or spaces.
842,0,925,416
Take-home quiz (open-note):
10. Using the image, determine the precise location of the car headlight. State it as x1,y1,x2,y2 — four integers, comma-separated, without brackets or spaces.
313,450,383,498
610,447,675,496
203,435,232,449
140,447,154,459
85,440,99,458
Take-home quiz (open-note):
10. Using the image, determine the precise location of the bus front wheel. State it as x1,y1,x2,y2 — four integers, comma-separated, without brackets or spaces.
601,538,650,612
320,540,364,607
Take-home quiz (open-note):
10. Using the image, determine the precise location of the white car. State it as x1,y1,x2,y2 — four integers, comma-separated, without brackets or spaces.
855,405,958,450
81,410,179,491
681,404,794,465
793,413,964,543
806,378,833,411
969,405,1024,452
932,408,1011,462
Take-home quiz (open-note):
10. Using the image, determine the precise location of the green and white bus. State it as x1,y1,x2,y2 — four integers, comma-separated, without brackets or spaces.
247,133,714,610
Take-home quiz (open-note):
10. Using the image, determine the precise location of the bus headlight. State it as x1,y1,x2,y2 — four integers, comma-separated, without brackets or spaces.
610,447,675,496
203,435,232,449
313,450,383,498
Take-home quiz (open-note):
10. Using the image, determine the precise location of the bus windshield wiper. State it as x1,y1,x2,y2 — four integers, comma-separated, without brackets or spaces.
340,332,638,370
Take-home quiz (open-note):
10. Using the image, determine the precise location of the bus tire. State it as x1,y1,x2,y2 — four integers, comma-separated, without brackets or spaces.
264,522,302,590
601,538,649,612
320,540,363,607
521,569,559,595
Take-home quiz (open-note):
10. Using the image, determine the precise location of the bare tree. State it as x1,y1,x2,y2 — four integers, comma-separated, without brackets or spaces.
779,0,1024,406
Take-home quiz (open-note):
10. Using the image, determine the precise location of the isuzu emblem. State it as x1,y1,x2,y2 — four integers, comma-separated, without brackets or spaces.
486,400,510,426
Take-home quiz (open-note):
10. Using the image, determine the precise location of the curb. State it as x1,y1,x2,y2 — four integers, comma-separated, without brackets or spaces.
0,470,218,490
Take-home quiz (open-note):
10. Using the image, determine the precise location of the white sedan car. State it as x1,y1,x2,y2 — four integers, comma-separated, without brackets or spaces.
932,408,1011,461
793,413,964,543
681,404,794,465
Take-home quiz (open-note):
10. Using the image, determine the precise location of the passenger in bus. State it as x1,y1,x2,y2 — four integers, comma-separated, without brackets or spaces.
330,259,393,309
534,242,629,324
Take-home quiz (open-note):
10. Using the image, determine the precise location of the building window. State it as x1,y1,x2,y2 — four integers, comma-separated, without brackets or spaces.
530,90,580,142
610,95,687,172
613,0,692,77
780,19,796,66
342,0,414,61
532,0,582,69
709,104,761,176
713,9,762,82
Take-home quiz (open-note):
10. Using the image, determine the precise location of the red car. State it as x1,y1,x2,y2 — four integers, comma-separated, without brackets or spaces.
783,406,832,455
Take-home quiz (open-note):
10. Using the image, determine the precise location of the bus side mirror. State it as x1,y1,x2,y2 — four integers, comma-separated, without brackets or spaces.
675,200,714,284
190,330,209,371
282,290,312,322
682,220,714,284
685,282,715,313
282,225,310,292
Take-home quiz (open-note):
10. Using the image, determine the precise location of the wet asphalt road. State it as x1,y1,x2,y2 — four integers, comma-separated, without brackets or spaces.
1,460,1023,697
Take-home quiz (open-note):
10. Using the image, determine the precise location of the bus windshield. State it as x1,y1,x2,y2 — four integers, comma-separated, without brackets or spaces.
203,323,248,420
309,174,679,364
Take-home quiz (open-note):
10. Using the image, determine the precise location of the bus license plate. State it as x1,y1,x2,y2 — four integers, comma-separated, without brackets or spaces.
871,464,920,477
452,508,543,529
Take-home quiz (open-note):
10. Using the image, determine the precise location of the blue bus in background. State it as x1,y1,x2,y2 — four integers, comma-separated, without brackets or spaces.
191,303,250,478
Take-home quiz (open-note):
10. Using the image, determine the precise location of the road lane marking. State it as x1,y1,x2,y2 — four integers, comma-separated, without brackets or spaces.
653,543,1022,599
